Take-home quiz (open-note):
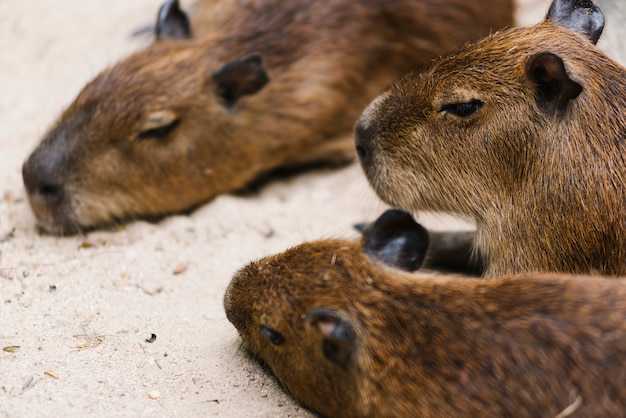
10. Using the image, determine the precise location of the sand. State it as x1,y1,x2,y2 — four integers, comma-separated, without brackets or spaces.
1,0,619,416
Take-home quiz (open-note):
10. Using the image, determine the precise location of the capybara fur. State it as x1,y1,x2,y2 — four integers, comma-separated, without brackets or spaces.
355,0,626,277
21,0,514,234
224,209,626,417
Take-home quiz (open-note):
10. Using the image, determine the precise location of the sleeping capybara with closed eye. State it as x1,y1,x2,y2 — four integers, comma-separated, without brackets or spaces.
355,0,626,277
21,0,514,235
224,209,626,417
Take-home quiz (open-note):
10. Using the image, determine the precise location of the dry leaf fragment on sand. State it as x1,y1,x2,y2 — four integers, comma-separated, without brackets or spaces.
77,241,94,249
73,335,105,349
172,263,188,275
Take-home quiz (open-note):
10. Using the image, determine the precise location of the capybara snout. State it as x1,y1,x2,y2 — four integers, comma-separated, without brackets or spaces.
22,107,92,234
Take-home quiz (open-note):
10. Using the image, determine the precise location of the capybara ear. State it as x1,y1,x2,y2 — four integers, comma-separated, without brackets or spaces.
307,308,356,369
546,0,604,44
526,52,583,116
212,53,270,106
361,209,429,272
155,0,191,40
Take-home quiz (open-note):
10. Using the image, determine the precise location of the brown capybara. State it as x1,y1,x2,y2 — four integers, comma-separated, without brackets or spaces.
224,209,626,418
355,0,626,277
21,0,514,235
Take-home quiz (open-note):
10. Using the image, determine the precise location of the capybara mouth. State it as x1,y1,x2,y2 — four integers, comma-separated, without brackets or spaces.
24,191,81,236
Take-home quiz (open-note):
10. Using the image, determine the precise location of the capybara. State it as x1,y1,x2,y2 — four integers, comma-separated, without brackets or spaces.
21,0,514,235
224,209,626,417
355,0,626,277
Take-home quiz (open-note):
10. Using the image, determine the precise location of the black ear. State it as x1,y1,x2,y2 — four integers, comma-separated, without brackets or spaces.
307,308,356,369
360,209,429,272
546,0,604,44
212,53,270,106
526,52,583,116
155,0,191,41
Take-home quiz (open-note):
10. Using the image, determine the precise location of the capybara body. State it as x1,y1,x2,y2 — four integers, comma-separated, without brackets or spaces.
224,219,626,417
21,0,514,235
355,0,626,277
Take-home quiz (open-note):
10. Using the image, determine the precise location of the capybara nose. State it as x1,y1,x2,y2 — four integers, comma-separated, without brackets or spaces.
36,184,64,205
22,161,65,206
354,122,373,166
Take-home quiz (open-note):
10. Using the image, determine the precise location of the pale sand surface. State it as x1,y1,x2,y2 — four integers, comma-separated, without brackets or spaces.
1,0,619,416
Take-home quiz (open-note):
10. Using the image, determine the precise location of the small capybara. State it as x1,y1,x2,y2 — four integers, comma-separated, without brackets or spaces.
355,0,626,277
21,0,514,235
224,209,626,417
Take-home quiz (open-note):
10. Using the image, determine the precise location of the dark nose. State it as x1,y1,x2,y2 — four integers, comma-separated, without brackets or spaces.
22,155,66,207
354,122,374,166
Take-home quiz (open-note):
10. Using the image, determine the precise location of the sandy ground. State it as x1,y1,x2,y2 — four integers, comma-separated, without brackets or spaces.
0,0,622,417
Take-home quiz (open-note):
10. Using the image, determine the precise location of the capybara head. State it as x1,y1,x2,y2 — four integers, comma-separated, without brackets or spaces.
224,209,431,417
355,0,626,276
225,208,626,417
22,1,272,234
22,0,515,234
225,242,365,417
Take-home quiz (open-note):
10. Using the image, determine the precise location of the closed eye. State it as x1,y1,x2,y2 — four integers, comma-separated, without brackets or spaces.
440,100,483,117
138,119,180,139
259,325,285,346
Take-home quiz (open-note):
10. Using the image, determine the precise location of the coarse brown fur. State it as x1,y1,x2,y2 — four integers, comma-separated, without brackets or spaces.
224,238,626,417
21,0,514,235
355,14,626,277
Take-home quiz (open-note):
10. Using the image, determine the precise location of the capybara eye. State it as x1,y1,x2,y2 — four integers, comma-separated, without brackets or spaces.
138,119,181,140
440,100,484,117
259,325,286,346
